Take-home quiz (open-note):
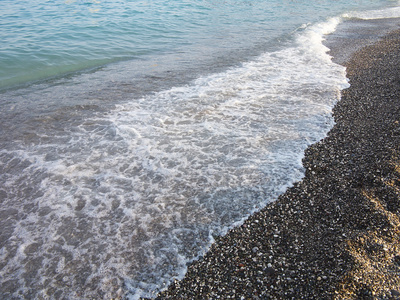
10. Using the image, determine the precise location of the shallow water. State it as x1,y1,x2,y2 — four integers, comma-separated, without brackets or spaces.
1,1,399,299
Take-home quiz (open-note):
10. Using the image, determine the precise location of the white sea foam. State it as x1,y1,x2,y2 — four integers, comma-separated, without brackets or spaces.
0,16,350,299
344,5,400,19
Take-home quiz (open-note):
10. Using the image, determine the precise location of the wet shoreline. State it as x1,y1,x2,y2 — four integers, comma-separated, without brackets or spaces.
153,22,400,299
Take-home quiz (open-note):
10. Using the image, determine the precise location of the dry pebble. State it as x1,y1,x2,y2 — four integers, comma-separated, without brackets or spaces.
151,29,400,299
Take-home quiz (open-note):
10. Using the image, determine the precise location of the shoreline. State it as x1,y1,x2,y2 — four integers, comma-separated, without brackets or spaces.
153,25,400,299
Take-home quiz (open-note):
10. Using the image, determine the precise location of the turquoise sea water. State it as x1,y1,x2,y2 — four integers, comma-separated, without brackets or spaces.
1,0,400,299
0,0,395,90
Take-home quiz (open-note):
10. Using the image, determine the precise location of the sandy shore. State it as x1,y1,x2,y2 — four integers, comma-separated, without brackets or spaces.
153,25,400,299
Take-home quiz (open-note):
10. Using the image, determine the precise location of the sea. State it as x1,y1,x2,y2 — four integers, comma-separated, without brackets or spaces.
1,0,400,299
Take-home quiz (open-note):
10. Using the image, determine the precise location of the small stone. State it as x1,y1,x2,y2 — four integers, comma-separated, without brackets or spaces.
265,267,276,277
391,290,400,297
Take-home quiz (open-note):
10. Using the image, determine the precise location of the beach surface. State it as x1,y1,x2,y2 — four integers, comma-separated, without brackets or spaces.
153,24,400,299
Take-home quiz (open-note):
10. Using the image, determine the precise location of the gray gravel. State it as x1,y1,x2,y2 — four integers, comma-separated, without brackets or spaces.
152,27,400,300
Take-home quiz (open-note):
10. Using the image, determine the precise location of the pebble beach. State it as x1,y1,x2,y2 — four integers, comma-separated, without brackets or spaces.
153,23,400,299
